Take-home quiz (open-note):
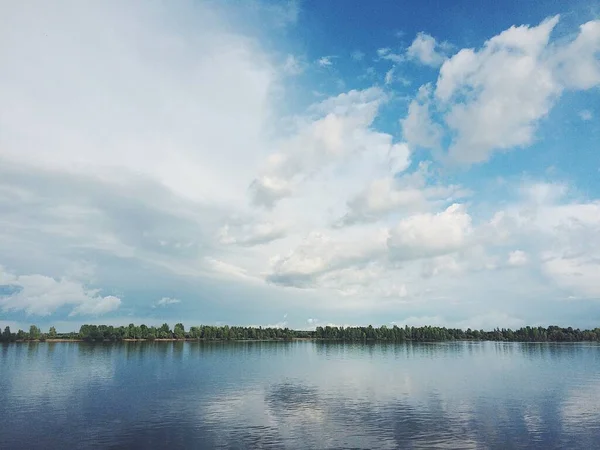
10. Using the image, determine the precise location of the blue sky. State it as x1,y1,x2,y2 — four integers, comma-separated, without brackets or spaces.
1,0,599,332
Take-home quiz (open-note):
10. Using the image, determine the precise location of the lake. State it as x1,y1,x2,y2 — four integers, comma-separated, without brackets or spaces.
1,341,599,449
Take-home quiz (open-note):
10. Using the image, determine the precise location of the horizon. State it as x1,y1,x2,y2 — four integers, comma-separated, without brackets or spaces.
1,0,600,332
2,321,599,336
3,321,598,344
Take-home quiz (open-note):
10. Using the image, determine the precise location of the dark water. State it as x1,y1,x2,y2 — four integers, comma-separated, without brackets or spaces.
1,341,600,449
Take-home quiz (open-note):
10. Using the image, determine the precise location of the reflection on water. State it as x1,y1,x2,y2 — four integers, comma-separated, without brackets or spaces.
1,341,599,449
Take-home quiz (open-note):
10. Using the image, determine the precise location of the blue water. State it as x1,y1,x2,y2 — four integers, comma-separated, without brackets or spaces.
1,341,599,449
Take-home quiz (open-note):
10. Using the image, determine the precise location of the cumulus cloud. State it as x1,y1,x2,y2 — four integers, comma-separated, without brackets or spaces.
542,255,600,298
341,177,424,225
521,181,569,205
508,250,528,266
0,1,277,207
552,20,600,89
339,161,470,226
70,296,122,316
428,15,600,164
436,16,562,163
1,2,599,328
267,230,388,288
249,88,397,207
376,47,404,63
0,1,285,289
487,182,600,299
400,84,444,151
406,32,449,67
388,204,473,260
0,266,121,316
249,177,293,209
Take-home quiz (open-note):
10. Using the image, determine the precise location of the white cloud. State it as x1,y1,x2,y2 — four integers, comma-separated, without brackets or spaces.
521,181,568,204
552,20,600,89
388,204,473,260
406,32,448,67
154,297,181,308
1,3,599,328
436,16,561,163
579,109,593,121
267,229,388,288
429,15,600,164
315,264,412,301
317,56,334,67
0,1,277,207
382,66,411,87
377,47,404,63
249,87,396,207
507,250,528,266
0,0,295,321
249,177,293,209
0,266,121,316
70,295,121,316
339,161,469,226
400,84,444,150
389,142,412,174
385,68,395,85
542,254,600,298
488,181,600,299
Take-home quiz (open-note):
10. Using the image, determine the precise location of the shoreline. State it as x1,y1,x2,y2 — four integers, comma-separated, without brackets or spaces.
5,338,600,344
4,324,599,344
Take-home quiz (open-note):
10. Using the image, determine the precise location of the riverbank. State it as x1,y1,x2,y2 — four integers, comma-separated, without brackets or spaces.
5,337,316,343
5,337,600,344
3,324,599,343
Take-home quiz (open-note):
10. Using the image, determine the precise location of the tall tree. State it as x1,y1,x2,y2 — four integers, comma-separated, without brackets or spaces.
29,325,41,340
174,323,185,340
2,326,11,342
159,323,172,339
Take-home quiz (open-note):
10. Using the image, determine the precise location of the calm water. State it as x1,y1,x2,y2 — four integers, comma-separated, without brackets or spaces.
1,341,600,449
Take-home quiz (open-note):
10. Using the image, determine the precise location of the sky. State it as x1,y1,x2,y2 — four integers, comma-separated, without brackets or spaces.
1,0,599,332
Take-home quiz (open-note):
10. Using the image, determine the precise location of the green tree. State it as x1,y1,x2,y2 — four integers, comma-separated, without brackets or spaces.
174,323,185,340
29,325,41,340
159,323,172,339
2,326,11,342
48,326,57,338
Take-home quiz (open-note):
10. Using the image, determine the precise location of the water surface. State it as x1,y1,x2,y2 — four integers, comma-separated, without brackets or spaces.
1,341,599,449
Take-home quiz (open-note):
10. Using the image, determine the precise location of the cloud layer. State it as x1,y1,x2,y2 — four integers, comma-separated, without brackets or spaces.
1,2,599,328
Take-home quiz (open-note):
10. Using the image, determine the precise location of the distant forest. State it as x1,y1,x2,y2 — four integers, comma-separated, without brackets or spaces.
2,323,600,343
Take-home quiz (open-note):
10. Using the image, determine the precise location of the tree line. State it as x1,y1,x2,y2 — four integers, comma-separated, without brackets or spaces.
2,323,600,343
